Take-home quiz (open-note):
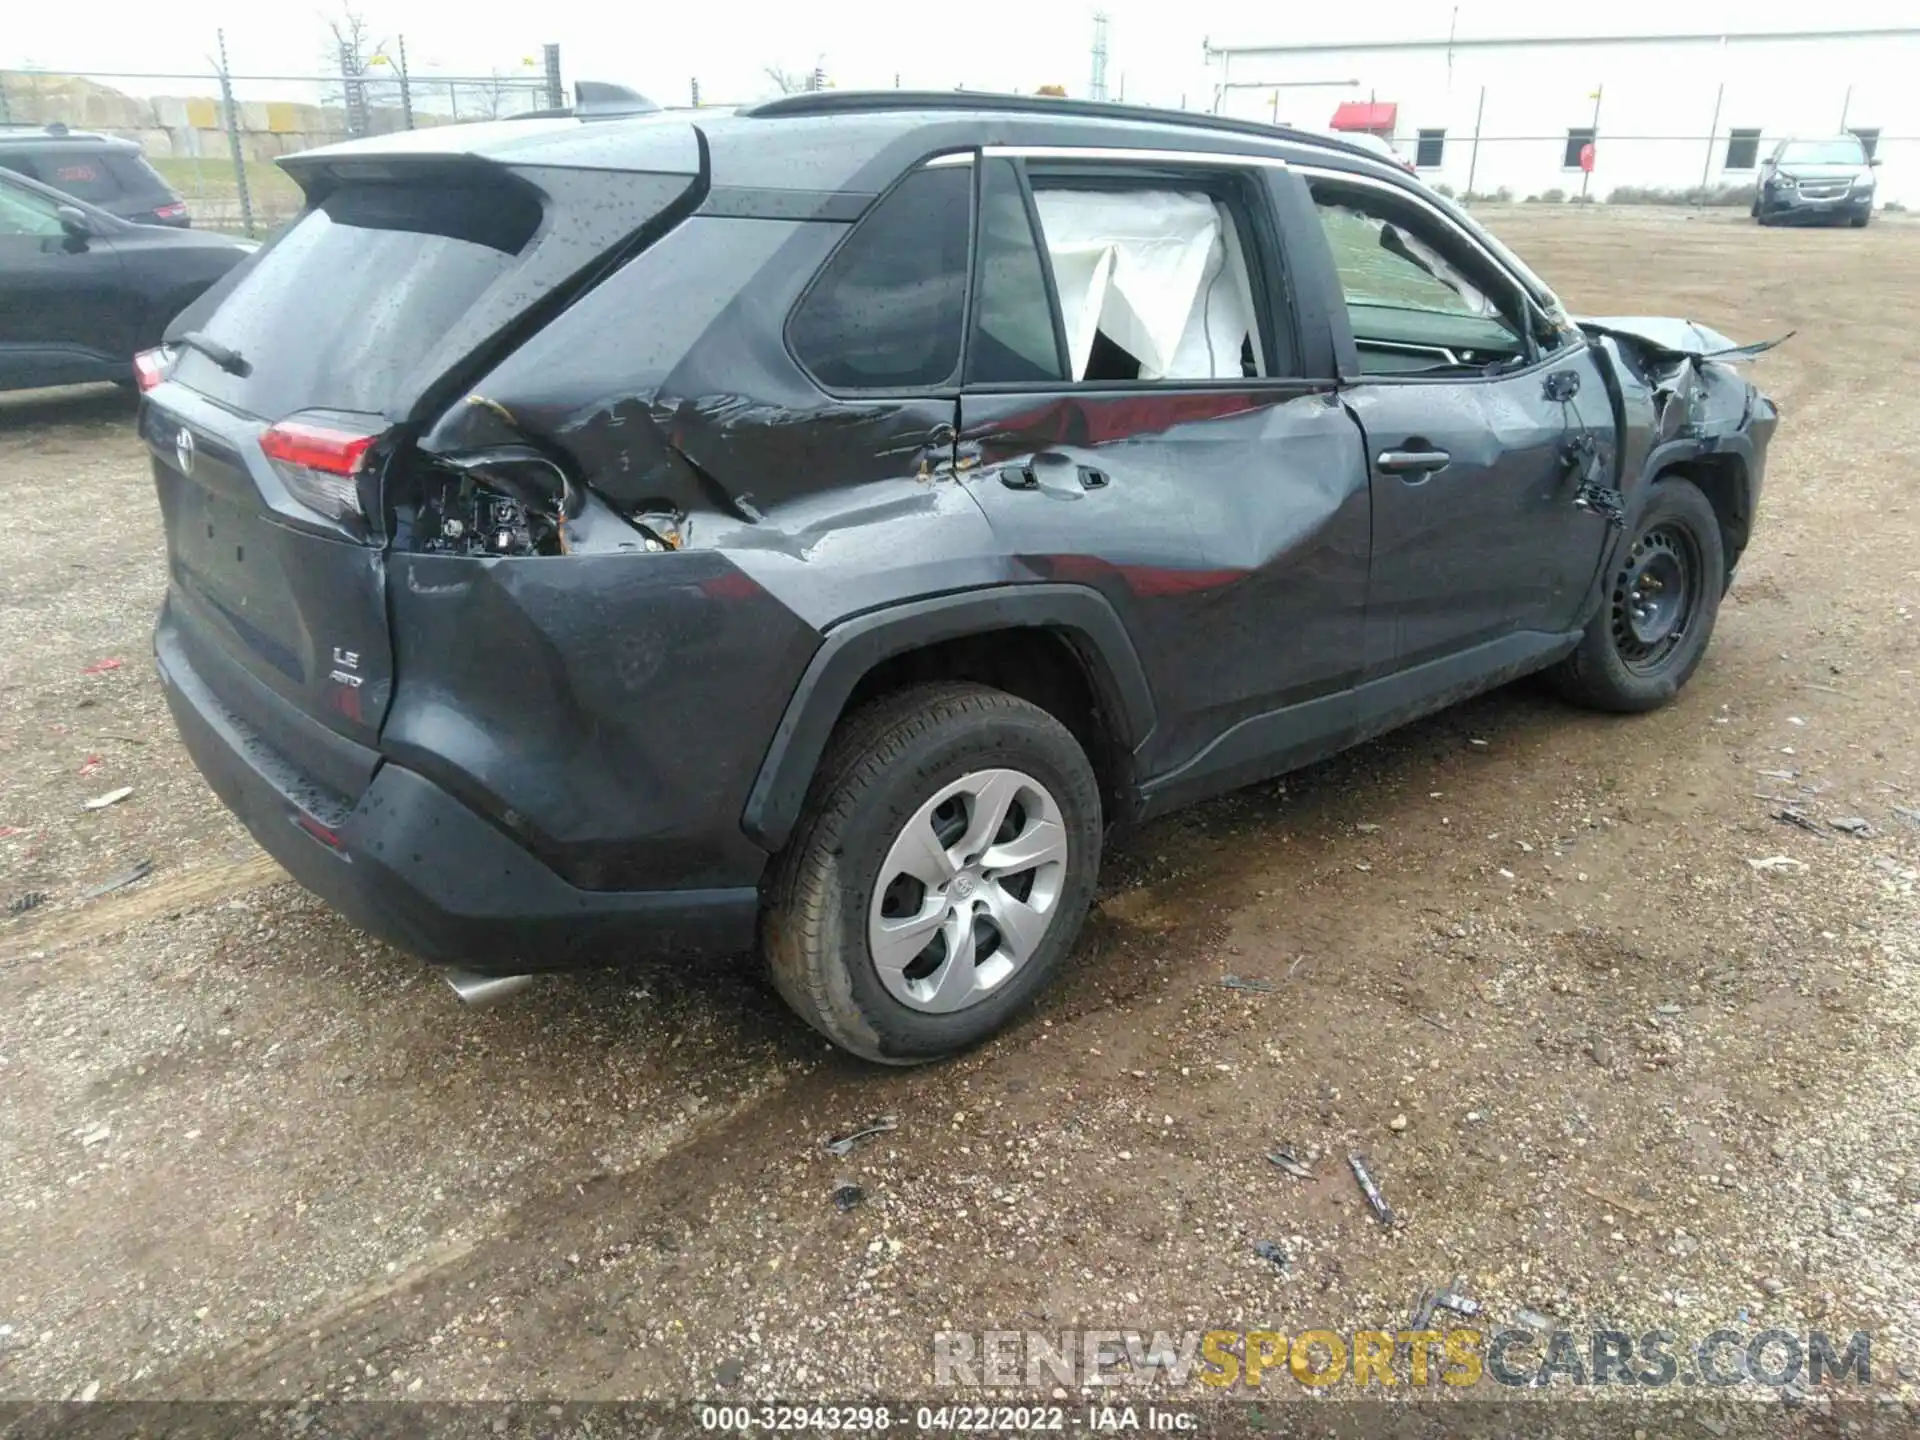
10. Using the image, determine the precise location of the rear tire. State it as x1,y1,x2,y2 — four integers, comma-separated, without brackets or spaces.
763,683,1102,1064
1549,478,1726,714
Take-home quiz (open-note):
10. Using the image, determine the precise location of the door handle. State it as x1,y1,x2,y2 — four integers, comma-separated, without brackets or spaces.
997,455,1108,496
1376,449,1451,477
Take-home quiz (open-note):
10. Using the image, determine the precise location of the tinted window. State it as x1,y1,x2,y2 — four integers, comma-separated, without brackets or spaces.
177,180,542,418
969,159,1065,384
789,166,971,390
1416,130,1446,168
106,152,173,200
27,151,126,203
1563,128,1595,168
1725,130,1761,170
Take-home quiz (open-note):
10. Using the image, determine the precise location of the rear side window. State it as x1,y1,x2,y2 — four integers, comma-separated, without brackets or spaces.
179,180,543,418
107,152,173,199
788,165,972,391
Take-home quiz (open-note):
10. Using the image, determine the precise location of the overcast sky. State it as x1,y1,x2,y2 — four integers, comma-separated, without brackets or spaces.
8,1,1916,110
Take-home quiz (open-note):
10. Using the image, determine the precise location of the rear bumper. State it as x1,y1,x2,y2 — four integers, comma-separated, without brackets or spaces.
156,604,759,974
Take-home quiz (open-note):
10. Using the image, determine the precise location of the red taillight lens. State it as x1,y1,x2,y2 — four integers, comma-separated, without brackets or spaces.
260,415,381,528
154,201,189,221
261,419,378,476
132,346,175,392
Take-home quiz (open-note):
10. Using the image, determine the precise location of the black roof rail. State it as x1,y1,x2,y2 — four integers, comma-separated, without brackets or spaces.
739,89,1379,161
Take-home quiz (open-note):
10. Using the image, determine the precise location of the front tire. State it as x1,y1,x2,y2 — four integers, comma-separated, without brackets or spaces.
1549,478,1726,713
763,683,1102,1064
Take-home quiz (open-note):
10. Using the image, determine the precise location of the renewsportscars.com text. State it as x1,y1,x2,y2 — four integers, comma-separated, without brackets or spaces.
933,1327,1873,1390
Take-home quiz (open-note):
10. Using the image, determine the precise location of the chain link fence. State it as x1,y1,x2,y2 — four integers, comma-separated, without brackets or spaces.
0,38,563,235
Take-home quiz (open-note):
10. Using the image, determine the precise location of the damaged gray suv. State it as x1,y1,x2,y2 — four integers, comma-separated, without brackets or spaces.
138,91,1779,1063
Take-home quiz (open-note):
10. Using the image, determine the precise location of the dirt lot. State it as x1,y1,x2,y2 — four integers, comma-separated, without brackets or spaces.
2,206,1917,1415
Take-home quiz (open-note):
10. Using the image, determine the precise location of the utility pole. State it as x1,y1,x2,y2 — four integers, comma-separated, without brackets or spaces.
1581,83,1603,200
1089,12,1109,102
1700,80,1724,194
1465,84,1485,200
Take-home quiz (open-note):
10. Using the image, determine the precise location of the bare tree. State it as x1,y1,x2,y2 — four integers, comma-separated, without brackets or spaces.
322,6,396,134
762,65,807,96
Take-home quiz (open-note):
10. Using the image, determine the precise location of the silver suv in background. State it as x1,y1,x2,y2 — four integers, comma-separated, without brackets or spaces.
1752,136,1877,226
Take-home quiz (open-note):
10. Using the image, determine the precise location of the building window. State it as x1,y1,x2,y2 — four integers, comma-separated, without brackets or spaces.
1850,127,1881,160
1415,129,1446,168
1724,129,1761,170
1562,127,1595,169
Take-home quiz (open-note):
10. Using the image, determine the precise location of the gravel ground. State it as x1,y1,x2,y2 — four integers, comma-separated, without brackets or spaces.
1,206,1917,1417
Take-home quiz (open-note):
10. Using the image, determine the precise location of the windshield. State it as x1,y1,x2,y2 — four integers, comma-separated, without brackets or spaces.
1780,139,1866,166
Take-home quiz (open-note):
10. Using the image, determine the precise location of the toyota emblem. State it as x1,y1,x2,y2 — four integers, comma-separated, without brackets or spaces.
174,426,196,477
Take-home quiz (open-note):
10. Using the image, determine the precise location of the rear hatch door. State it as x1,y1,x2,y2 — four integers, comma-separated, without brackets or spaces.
146,125,705,769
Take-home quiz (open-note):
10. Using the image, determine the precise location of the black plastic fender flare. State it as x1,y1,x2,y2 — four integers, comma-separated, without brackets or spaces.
740,584,1158,852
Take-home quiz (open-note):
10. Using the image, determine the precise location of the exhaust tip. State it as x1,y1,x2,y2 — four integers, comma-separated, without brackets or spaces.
441,968,535,1008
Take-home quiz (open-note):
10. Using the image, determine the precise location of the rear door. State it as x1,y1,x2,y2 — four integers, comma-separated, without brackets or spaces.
147,145,703,754
1294,169,1615,674
956,152,1371,794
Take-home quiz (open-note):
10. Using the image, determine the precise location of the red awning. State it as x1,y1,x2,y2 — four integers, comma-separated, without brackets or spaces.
1330,101,1397,133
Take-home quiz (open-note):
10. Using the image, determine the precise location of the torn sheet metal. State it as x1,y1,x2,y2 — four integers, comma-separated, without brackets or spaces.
1578,316,1792,364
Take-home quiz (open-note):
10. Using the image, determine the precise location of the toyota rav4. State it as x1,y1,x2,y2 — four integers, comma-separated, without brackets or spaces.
140,90,1779,1063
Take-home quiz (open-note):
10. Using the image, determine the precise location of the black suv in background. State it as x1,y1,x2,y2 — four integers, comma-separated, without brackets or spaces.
0,125,191,226
140,93,1778,1063
0,166,249,392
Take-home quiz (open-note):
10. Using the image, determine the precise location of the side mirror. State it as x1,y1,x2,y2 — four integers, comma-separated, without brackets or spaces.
55,204,93,239
1869,156,1883,168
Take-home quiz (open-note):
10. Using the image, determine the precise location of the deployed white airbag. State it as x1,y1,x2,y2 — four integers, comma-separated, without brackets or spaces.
1032,189,1260,381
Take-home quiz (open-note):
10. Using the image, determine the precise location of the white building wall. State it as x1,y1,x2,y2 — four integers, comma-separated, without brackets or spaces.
1208,31,1920,208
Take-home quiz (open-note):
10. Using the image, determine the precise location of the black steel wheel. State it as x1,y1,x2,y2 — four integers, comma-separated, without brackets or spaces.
1550,478,1726,713
1610,522,1703,676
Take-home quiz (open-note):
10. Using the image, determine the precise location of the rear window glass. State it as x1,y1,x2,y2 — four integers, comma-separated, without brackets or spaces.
788,165,972,391
179,180,542,419
21,151,125,203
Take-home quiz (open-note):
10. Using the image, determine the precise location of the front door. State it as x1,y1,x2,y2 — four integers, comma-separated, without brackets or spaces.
1297,171,1616,675
957,156,1372,800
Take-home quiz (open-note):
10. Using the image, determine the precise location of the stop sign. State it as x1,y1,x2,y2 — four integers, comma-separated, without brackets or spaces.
1579,141,1596,173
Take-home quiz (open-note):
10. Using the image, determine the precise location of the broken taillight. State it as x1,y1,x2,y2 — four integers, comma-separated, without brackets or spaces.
260,414,382,528
132,345,175,392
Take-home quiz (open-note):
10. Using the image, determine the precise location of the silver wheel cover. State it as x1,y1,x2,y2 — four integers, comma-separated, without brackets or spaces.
866,768,1069,1013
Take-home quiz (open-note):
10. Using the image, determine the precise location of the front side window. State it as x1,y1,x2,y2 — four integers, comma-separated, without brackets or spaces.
1310,181,1530,375
788,165,972,391
0,175,65,237
1850,128,1881,161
